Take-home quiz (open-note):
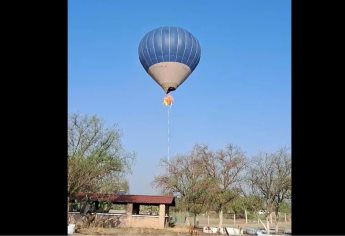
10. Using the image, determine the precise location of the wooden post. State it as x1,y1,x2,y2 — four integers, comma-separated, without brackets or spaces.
207,212,210,226
219,209,223,228
245,210,248,224
285,213,287,222
233,214,236,225
185,210,189,226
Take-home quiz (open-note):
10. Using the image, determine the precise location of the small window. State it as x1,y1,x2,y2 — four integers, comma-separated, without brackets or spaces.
139,205,159,216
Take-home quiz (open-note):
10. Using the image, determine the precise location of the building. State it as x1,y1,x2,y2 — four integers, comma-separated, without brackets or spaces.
68,193,175,229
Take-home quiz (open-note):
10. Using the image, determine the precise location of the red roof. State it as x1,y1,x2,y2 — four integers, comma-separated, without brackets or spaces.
72,193,175,206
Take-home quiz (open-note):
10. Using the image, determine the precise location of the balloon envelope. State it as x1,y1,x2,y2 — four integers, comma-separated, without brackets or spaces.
139,26,201,93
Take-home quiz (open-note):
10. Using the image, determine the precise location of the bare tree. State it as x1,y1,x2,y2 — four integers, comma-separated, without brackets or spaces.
153,146,212,227
153,144,246,229
68,113,135,198
198,144,247,229
248,148,291,234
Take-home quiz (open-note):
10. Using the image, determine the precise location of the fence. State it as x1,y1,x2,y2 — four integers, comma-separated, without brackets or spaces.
169,211,291,227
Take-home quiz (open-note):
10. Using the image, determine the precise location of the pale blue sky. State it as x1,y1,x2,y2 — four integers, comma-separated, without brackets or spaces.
68,0,291,195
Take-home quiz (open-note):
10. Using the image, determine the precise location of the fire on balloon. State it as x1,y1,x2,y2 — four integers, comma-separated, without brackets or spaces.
163,94,173,107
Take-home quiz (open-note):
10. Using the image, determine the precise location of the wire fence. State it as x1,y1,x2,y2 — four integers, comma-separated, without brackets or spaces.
170,211,291,227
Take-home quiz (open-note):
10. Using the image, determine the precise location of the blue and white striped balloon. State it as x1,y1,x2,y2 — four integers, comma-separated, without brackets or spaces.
139,26,201,94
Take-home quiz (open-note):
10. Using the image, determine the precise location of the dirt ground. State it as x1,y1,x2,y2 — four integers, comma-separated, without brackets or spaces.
75,226,193,235
74,220,291,235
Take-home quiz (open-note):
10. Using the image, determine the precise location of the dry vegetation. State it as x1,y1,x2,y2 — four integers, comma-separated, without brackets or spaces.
74,219,291,235
75,226,193,235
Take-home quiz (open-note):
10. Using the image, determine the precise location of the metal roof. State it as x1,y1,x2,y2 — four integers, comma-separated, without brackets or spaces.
72,193,175,206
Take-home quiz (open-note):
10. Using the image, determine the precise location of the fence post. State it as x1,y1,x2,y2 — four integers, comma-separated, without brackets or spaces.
245,210,248,224
208,212,210,226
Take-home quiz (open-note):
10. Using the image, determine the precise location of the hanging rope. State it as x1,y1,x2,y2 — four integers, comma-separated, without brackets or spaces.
163,94,173,162
168,105,170,162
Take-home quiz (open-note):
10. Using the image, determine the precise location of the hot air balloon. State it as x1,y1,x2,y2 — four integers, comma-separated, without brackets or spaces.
138,26,201,105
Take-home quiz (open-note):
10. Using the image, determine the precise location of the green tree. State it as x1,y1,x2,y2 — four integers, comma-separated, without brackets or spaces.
278,200,291,214
68,113,135,198
228,194,264,220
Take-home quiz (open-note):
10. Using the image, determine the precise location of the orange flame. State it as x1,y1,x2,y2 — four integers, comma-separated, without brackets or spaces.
163,94,174,106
